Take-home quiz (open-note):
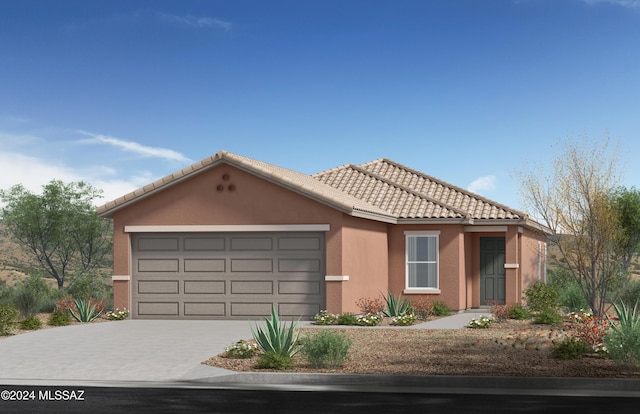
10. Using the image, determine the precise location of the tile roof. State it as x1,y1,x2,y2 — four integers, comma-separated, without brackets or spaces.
97,150,545,232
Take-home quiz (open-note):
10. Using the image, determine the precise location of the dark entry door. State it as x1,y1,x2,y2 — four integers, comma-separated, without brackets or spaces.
480,237,506,305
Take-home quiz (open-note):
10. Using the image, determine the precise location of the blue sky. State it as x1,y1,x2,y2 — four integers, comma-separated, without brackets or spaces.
1,0,639,210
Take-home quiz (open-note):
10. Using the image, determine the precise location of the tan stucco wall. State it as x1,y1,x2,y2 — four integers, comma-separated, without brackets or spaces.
339,215,389,314
520,228,548,297
388,224,467,311
109,164,346,312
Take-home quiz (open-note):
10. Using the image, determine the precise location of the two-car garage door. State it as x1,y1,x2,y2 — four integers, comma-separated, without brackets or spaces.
131,232,326,319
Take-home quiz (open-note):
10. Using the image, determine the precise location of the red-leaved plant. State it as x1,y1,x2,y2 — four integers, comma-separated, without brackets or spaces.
355,296,386,315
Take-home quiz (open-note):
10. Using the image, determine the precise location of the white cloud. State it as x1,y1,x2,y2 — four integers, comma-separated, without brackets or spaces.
77,131,192,163
580,0,640,8
468,175,497,194
156,12,232,31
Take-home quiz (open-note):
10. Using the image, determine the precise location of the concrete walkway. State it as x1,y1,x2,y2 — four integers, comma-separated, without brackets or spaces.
0,311,489,385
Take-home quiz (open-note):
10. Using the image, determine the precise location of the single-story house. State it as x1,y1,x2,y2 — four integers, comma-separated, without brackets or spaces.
97,150,550,319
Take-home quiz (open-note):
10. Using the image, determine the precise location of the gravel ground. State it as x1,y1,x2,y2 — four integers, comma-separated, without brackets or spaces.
204,320,640,378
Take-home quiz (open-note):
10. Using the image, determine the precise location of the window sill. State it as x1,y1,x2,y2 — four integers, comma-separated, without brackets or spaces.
403,289,441,295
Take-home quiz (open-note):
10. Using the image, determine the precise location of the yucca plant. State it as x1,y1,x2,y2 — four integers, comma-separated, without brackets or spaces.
383,292,412,317
69,298,103,323
604,302,640,367
251,306,300,358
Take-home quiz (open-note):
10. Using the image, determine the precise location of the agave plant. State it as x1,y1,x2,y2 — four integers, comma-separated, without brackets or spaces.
383,292,412,317
69,298,103,323
251,306,300,358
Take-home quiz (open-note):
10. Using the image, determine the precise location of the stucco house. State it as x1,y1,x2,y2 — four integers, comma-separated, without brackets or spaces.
97,150,550,319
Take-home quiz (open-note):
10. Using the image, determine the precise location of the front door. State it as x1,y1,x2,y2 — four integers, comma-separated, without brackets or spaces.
480,237,506,305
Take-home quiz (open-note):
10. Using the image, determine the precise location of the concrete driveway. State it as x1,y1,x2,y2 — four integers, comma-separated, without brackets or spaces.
0,320,255,384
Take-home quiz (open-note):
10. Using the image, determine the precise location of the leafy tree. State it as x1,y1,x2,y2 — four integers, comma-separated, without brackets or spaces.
0,180,112,289
518,136,627,316
609,186,640,273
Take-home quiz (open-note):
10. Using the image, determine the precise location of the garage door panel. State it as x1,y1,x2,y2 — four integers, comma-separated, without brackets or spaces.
231,281,273,294
279,281,321,295
138,302,179,316
184,259,225,272
230,259,273,272
138,259,179,272
138,237,179,251
231,302,272,317
184,237,225,251
138,280,179,294
231,237,273,251
184,280,225,294
279,303,320,318
184,302,226,316
278,259,321,272
278,237,321,251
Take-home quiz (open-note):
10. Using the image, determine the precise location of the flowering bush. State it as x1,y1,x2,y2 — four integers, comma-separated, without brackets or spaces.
565,309,609,353
356,313,383,326
106,308,129,320
314,310,339,325
468,315,493,329
355,296,385,315
489,301,510,322
225,339,259,359
410,298,432,320
391,313,417,326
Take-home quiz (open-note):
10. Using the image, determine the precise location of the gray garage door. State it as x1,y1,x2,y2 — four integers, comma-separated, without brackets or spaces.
131,232,326,319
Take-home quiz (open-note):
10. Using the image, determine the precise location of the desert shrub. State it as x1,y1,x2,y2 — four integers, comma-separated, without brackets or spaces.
391,313,417,326
382,292,412,317
533,308,563,325
468,315,493,329
0,284,15,306
508,304,531,320
313,310,338,325
565,310,609,352
559,282,590,313
410,298,432,320
255,351,294,370
618,279,640,308
355,313,382,326
524,280,560,317
69,297,104,322
12,283,45,319
603,302,640,367
300,331,352,369
552,337,592,359
251,306,300,358
19,316,42,330
224,340,259,359
355,296,385,315
489,301,509,322
106,308,129,320
430,301,451,317
67,273,109,301
337,312,358,326
0,303,18,336
48,309,71,326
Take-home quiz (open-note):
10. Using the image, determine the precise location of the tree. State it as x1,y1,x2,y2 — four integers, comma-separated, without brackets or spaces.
610,186,640,273
518,136,626,316
0,180,112,288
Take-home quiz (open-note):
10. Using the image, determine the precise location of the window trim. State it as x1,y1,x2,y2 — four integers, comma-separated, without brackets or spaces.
404,231,440,293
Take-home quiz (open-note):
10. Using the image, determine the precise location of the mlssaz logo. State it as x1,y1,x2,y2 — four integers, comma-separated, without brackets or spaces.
38,390,85,401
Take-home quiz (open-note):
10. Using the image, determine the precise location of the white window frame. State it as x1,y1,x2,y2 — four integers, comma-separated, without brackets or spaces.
404,231,440,294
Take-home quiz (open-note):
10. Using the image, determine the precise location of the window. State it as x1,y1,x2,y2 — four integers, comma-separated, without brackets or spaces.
405,232,439,290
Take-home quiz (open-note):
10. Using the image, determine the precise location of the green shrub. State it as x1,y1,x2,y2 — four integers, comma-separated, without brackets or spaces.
19,316,42,330
48,309,71,326
300,331,352,369
603,302,640,367
534,308,563,325
382,292,412,317
255,351,294,370
508,304,531,320
468,315,493,329
224,340,259,359
12,284,45,319
67,273,109,301
618,279,640,308
69,298,103,322
524,280,561,314
337,312,358,326
251,306,300,358
313,310,339,325
0,284,15,306
552,337,592,359
430,301,451,317
0,303,18,336
559,282,589,313
391,313,417,326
